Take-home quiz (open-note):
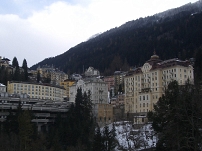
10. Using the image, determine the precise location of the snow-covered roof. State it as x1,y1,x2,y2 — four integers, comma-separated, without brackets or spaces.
0,83,6,87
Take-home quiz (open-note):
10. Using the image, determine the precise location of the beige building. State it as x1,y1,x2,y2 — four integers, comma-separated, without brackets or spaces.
36,65,68,85
124,54,194,120
7,81,66,101
97,103,113,126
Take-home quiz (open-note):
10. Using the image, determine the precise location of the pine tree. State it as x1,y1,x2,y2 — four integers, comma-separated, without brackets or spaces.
103,124,117,151
22,59,29,81
92,125,104,151
148,80,202,150
12,57,20,81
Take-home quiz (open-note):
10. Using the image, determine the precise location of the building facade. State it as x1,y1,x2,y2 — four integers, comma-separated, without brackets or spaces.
7,81,66,101
103,76,114,91
69,78,108,104
36,65,68,85
60,79,75,99
114,71,127,95
124,54,194,119
84,66,100,77
110,93,125,107
97,104,113,126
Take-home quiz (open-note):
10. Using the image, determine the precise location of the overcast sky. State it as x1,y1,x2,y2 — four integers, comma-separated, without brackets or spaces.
0,0,199,67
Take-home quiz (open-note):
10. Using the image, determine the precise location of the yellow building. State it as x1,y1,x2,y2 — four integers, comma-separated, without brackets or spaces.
124,54,194,119
7,81,66,101
60,79,75,99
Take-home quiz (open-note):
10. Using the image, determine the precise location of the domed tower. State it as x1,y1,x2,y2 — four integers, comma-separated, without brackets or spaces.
146,51,162,66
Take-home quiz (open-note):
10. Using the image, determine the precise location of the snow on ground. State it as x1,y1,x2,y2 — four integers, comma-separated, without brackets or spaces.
104,121,157,151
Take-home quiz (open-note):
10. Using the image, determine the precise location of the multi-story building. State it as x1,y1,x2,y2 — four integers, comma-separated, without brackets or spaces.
124,53,194,122
110,93,125,107
35,65,68,85
0,83,6,92
0,56,10,67
114,71,127,95
69,78,110,125
103,76,114,91
84,66,100,77
97,104,113,126
69,78,108,104
7,81,66,101
60,79,75,99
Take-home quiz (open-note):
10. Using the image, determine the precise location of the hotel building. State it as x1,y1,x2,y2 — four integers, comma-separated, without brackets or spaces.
124,54,194,122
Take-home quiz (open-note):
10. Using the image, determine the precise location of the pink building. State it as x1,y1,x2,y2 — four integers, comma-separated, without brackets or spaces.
104,76,114,90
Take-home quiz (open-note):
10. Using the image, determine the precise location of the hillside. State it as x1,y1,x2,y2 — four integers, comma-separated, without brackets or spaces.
31,1,202,75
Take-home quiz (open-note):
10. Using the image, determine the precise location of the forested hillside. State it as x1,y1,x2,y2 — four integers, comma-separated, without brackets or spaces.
31,1,202,75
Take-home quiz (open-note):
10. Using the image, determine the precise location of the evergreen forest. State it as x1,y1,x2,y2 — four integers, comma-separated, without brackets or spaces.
30,2,202,75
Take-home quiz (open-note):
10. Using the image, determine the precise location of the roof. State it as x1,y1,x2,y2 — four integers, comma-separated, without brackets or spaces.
0,83,6,87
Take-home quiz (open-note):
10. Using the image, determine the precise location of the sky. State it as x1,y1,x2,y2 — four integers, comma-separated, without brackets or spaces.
0,0,199,67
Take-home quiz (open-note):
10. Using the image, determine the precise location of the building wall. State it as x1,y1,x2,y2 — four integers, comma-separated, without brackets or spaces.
124,55,194,115
7,81,65,101
104,76,114,91
69,79,108,104
84,66,100,77
37,66,68,85
97,103,113,126
60,80,75,98
114,71,126,94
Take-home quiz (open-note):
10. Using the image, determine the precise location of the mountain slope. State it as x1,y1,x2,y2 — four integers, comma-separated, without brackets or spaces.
31,1,202,75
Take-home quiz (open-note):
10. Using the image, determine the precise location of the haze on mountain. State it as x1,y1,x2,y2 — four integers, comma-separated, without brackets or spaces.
31,1,202,75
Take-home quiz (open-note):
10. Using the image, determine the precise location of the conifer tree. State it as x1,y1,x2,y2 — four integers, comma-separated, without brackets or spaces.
22,59,29,81
102,124,117,151
148,80,202,150
92,125,104,151
12,57,20,81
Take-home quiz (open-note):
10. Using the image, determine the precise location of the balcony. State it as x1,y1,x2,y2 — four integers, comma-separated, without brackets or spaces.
139,88,151,93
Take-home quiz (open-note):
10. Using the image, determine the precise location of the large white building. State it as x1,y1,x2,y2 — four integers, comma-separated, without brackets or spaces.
124,54,194,120
69,78,108,104
7,81,66,101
